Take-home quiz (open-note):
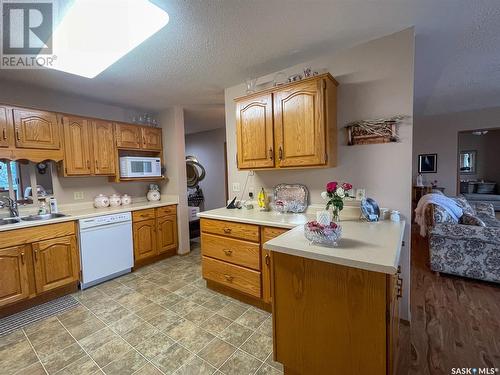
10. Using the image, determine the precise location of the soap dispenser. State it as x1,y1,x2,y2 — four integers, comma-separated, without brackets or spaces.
38,198,48,215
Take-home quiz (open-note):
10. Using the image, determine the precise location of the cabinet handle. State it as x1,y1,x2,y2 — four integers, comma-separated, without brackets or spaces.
265,254,270,266
278,146,283,160
268,148,273,160
16,129,20,141
87,160,90,168
21,252,25,264
34,249,38,262
95,160,98,169
223,249,233,256
223,228,232,234
397,275,403,299
2,128,6,140
224,274,234,282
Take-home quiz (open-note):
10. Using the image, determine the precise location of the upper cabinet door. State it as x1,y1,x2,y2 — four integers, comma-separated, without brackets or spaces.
0,106,12,148
115,123,142,149
142,127,162,151
236,94,275,169
274,80,326,167
13,109,60,150
92,120,116,175
32,235,80,294
63,116,92,175
0,246,30,307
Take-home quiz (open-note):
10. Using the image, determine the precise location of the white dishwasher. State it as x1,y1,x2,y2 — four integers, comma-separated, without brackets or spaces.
79,212,134,289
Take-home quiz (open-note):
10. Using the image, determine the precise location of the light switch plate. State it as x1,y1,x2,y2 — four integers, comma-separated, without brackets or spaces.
232,183,240,192
73,192,84,200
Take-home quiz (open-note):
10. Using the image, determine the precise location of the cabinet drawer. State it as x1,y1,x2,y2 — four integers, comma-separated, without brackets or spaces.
156,205,176,217
202,256,261,298
201,219,259,242
261,226,288,242
133,209,156,222
202,233,260,270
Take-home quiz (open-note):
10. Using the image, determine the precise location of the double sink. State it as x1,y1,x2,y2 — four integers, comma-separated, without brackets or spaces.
0,213,68,226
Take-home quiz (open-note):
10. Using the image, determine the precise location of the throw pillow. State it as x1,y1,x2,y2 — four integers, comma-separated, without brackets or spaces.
460,213,486,227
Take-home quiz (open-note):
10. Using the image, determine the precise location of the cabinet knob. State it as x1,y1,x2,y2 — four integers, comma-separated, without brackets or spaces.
224,274,234,282
34,249,38,261
265,254,270,266
223,228,232,234
20,252,25,264
223,249,233,256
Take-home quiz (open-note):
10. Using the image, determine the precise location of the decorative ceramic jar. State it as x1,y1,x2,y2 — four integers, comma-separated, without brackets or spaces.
109,194,122,207
121,194,132,205
94,194,110,208
147,184,161,202
390,210,401,223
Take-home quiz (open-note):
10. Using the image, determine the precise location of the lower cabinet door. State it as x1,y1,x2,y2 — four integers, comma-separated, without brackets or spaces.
261,227,288,304
133,219,157,261
157,215,177,254
0,246,30,307
32,236,80,294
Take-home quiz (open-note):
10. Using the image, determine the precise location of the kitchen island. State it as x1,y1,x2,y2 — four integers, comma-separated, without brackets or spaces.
264,221,405,375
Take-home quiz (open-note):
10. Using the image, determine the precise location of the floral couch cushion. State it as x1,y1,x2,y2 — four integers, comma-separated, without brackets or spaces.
459,213,486,227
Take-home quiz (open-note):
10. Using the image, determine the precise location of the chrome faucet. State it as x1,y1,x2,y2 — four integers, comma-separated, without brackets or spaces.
0,197,19,218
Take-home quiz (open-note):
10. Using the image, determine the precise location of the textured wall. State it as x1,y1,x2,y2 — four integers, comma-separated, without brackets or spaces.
225,29,415,320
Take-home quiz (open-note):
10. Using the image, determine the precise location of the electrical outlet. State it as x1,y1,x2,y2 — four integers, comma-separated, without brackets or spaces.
232,183,240,192
73,192,84,200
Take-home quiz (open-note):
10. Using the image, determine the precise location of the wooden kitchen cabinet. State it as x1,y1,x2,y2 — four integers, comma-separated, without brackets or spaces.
12,108,61,150
133,219,157,262
115,123,142,149
234,73,337,170
0,222,79,317
142,127,162,151
0,246,30,307
63,116,93,175
132,206,178,267
261,226,288,304
157,215,178,254
32,236,80,294
92,120,116,175
0,106,11,148
236,93,274,169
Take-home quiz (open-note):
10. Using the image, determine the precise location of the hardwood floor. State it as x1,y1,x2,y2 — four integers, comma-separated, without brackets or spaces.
398,227,500,374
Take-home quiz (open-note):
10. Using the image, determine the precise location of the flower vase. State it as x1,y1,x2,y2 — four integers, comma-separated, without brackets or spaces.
331,207,341,222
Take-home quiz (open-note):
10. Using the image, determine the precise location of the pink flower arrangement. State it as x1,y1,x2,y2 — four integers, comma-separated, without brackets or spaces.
321,181,353,221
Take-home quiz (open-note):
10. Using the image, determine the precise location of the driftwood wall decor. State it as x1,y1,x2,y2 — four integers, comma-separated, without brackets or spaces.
346,115,407,145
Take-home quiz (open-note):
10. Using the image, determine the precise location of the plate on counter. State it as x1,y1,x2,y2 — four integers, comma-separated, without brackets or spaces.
273,184,309,213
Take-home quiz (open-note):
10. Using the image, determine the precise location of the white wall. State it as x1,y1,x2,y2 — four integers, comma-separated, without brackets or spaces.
225,29,415,320
185,128,227,211
160,107,190,255
413,106,500,195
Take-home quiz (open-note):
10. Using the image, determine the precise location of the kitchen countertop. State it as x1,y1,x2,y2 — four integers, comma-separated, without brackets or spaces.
0,197,179,232
264,220,405,274
197,207,313,229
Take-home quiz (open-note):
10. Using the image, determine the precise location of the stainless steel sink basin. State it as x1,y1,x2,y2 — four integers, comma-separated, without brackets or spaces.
0,217,21,225
21,213,68,221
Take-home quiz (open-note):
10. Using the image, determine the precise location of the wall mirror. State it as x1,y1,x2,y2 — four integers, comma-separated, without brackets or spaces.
459,150,477,174
0,161,54,204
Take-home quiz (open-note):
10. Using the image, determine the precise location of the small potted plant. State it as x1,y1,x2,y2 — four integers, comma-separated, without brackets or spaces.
321,181,353,222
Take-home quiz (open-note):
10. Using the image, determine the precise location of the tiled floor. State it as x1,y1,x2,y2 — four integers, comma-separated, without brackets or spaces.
0,242,283,375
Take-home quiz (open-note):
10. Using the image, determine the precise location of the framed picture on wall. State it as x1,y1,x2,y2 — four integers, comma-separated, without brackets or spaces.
418,153,437,173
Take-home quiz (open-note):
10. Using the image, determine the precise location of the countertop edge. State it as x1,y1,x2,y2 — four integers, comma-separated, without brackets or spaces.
0,200,178,232
197,212,299,229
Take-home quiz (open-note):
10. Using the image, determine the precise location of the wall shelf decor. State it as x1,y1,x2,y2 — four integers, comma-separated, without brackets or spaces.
346,115,407,145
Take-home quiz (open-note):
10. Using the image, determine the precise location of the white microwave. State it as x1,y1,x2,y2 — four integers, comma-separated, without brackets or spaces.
120,156,162,178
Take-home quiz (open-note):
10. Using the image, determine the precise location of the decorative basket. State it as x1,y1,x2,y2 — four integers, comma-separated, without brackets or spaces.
304,222,342,247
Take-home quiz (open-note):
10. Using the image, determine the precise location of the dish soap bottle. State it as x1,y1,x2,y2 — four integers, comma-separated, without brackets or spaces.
257,188,269,211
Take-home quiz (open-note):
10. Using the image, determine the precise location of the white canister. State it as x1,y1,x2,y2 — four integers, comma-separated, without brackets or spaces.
147,189,161,202
390,210,401,222
94,194,110,208
121,194,132,205
316,210,332,226
109,194,122,207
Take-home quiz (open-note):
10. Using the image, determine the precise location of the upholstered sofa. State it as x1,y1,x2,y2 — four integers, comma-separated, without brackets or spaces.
425,198,500,283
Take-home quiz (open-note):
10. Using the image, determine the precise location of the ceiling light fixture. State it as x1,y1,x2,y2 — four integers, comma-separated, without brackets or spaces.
43,0,169,78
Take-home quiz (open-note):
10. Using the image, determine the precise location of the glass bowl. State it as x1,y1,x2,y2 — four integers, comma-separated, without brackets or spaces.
304,222,342,247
